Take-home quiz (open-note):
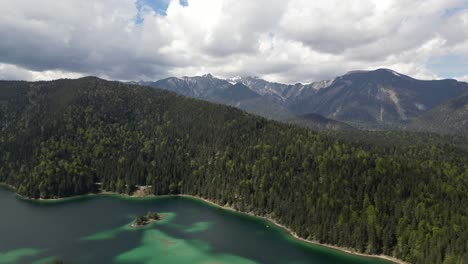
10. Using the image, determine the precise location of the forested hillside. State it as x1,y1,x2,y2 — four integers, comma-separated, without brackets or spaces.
0,77,467,264
286,113,355,131
406,91,468,134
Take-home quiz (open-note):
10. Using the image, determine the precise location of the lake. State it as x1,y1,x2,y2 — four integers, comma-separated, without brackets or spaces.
0,188,391,264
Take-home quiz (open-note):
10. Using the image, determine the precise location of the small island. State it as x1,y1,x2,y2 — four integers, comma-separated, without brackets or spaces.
130,211,163,228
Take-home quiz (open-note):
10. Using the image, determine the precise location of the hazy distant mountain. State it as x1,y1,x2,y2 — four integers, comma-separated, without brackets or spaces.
140,74,296,121
139,74,348,129
137,68,468,133
406,91,468,134
227,76,291,100
144,74,232,98
287,69,468,129
228,76,330,102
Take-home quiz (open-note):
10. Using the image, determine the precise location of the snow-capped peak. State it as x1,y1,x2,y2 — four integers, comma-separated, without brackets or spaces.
309,79,335,90
227,76,242,85
379,68,402,77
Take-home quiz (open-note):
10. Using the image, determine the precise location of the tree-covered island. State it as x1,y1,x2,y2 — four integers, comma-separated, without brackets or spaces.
131,211,163,228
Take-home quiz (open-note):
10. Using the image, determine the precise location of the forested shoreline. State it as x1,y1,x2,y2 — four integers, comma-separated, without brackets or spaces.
0,77,466,264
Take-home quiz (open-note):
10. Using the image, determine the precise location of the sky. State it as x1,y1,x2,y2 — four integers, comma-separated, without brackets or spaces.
0,0,468,84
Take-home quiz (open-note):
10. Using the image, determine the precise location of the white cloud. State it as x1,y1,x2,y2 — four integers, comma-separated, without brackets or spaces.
0,63,33,80
457,75,468,82
0,0,467,83
0,63,83,81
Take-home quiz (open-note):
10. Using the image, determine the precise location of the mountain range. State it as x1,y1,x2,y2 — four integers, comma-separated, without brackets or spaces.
138,69,468,133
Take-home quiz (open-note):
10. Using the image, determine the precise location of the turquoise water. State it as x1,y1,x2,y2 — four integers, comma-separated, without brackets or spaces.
0,188,391,264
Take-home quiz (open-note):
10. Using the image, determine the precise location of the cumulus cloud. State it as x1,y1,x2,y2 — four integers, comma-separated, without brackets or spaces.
0,0,467,83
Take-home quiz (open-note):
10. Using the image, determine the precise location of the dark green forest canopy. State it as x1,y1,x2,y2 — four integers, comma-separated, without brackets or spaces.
0,77,467,264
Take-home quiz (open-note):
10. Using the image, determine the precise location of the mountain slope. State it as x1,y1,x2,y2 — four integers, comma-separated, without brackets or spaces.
0,78,466,264
407,91,468,134
150,74,232,98
230,76,334,102
146,75,296,120
147,69,468,132
210,82,261,103
286,113,355,131
228,76,318,101
287,69,468,129
141,75,324,123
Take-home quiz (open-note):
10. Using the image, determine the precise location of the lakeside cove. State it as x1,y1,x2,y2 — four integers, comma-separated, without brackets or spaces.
0,184,404,264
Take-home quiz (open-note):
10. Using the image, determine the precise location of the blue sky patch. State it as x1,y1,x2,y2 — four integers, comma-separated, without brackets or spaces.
443,3,468,17
135,0,188,23
428,54,468,78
